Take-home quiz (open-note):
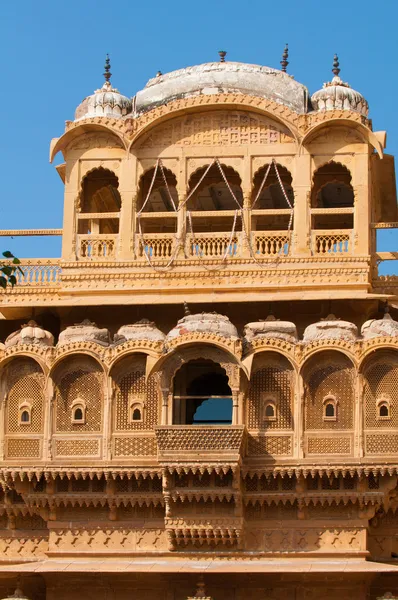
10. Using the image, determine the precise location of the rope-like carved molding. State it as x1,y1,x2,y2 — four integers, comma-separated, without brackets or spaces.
165,332,242,356
25,495,164,508
297,338,358,363
360,336,398,360
242,464,398,479
106,339,164,366
244,493,383,507
244,337,297,359
1,467,162,482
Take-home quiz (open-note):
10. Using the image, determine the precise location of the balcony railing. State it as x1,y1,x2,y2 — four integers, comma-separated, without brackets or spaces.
13,260,61,286
187,232,239,258
138,233,176,259
155,425,246,461
78,234,117,259
252,231,290,256
312,230,352,255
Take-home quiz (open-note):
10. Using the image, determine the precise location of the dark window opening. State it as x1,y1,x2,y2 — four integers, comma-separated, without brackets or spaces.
20,410,30,423
173,359,233,425
265,404,275,418
325,403,335,418
73,407,84,421
379,403,389,417
132,407,142,421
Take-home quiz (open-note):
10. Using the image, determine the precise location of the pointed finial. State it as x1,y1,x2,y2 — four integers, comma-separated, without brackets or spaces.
280,43,289,73
184,301,191,317
332,54,340,77
218,50,227,63
156,70,162,77
103,54,112,83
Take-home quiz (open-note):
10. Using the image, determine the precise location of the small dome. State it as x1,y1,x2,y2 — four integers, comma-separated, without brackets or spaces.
244,316,298,344
167,309,238,341
361,312,398,340
303,314,358,343
58,320,110,346
5,321,54,348
114,320,165,344
311,55,368,117
75,56,132,120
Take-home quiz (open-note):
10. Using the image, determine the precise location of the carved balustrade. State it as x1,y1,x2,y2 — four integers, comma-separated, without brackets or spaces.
311,229,353,255
137,233,176,259
252,231,291,256
186,232,240,258
12,260,62,286
155,425,246,462
77,234,117,259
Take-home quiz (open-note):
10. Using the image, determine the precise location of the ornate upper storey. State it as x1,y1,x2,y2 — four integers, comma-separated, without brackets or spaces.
0,52,396,310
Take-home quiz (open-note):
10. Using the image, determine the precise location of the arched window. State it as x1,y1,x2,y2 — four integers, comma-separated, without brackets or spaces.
377,397,391,420
264,402,276,420
79,168,121,235
71,398,87,425
323,395,338,421
172,359,232,425
19,402,32,425
311,162,354,231
130,402,143,423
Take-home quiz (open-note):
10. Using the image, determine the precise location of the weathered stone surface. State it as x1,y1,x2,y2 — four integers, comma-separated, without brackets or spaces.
58,319,110,346
244,316,298,343
166,312,238,341
361,313,398,339
5,320,54,348
303,314,358,342
136,62,309,115
114,319,165,344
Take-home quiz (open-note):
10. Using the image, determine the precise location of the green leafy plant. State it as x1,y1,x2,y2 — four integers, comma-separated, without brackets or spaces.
0,251,23,289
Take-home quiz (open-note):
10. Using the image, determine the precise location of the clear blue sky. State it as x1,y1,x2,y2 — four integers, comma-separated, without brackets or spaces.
0,0,397,271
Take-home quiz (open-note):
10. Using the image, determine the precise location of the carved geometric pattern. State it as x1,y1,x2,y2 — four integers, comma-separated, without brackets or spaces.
115,358,158,431
6,358,44,434
114,436,157,457
55,439,99,456
305,354,354,430
364,357,398,428
138,110,293,149
366,434,398,454
55,357,103,432
247,435,292,456
248,359,293,430
307,437,351,454
6,438,40,458
155,426,244,451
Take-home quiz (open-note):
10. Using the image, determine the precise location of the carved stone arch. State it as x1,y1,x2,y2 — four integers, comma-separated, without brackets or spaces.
129,97,301,151
299,342,357,369
301,349,356,433
360,340,398,365
186,159,243,188
50,123,128,162
0,351,49,378
156,344,242,392
301,118,383,158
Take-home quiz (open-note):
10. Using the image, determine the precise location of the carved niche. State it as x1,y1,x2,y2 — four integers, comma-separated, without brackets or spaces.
138,110,294,149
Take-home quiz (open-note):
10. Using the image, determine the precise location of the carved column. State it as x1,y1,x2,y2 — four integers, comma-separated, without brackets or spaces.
240,191,251,258
297,375,305,459
353,153,371,256
292,152,311,256
232,389,239,425
61,159,79,260
43,376,54,461
161,388,170,425
118,154,136,260
356,373,365,458
103,375,113,461
177,188,187,258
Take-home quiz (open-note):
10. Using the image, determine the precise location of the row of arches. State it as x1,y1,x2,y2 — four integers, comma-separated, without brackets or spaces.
78,161,354,238
2,347,397,435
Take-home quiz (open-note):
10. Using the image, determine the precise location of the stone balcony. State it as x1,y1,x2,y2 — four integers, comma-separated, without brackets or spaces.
155,425,246,463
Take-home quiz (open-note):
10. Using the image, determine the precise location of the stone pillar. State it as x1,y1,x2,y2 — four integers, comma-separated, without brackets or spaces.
240,191,251,257
161,389,169,425
296,376,305,459
232,389,239,425
118,154,136,260
177,188,187,258
353,153,371,256
355,373,365,458
43,378,54,461
292,152,311,256
61,159,79,260
103,376,113,460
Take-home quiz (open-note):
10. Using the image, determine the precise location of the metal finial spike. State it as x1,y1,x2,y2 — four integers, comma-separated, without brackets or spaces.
104,54,112,82
332,53,340,77
218,50,227,63
183,301,191,317
280,43,289,73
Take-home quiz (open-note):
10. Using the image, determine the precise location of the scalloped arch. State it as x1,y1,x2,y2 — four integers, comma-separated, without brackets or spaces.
301,118,383,158
299,346,357,373
359,343,398,372
0,353,48,376
129,94,301,152
50,349,106,377
50,123,128,162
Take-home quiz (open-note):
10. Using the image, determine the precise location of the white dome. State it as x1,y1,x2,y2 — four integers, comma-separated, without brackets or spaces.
244,316,298,344
58,320,110,346
303,315,358,343
311,56,368,117
167,311,238,341
361,313,398,340
74,56,132,121
114,320,165,344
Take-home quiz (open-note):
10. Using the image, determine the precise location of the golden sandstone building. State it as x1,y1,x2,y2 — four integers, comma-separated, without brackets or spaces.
0,50,398,599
